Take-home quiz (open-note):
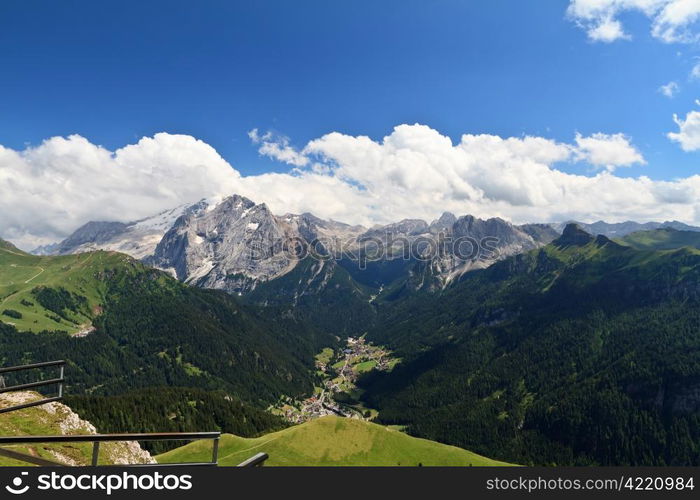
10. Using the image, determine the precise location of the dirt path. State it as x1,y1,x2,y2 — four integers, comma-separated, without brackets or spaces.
0,291,17,307
24,267,44,283
218,434,283,462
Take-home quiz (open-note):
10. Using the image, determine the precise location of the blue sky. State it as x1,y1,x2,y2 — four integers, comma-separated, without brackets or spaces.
3,0,700,249
1,0,698,178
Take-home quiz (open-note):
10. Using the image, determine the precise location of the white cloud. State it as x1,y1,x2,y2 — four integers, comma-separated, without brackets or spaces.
652,0,700,42
590,17,631,41
567,0,700,43
659,80,680,97
2,125,699,252
669,103,700,150
573,132,646,170
292,125,696,228
0,133,242,249
296,126,661,217
248,128,309,167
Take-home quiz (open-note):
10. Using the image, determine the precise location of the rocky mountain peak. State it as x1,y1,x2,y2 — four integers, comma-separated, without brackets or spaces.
56,221,129,253
554,223,595,247
430,212,457,233
365,219,429,238
150,193,297,293
215,194,256,216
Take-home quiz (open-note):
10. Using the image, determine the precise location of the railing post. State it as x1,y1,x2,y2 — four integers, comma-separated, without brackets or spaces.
212,437,220,465
91,442,100,466
58,365,64,399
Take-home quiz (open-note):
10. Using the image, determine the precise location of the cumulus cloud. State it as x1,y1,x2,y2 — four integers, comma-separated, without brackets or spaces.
292,125,697,228
573,132,646,170
248,128,309,167
567,0,700,43
0,133,242,249
653,0,700,42
2,125,699,251
659,80,680,97
669,102,700,150
590,17,631,42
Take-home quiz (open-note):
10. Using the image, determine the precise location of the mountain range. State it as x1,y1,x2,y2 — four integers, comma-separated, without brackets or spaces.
35,195,562,293
24,194,700,338
4,197,700,466
23,195,699,339
33,195,700,297
550,219,700,238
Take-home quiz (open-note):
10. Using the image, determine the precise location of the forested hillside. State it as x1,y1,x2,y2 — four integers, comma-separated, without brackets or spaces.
245,257,377,335
360,225,700,465
0,245,332,408
65,388,288,454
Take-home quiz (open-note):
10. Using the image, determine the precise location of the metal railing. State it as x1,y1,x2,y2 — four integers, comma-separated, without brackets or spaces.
236,452,269,467
0,360,268,467
0,360,65,414
0,432,221,467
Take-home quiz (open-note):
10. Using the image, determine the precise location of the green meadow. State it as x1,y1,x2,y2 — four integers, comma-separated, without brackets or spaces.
156,416,514,466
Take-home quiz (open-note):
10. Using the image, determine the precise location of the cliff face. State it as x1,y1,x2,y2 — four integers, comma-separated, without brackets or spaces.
0,392,154,466
148,195,558,294
149,194,300,293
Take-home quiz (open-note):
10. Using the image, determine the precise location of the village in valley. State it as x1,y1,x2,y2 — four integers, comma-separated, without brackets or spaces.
272,336,398,424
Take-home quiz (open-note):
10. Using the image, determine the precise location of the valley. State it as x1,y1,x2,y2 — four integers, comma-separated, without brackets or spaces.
273,336,398,423
8,0,700,472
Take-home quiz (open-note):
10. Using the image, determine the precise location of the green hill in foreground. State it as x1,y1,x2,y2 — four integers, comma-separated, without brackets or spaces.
156,416,514,466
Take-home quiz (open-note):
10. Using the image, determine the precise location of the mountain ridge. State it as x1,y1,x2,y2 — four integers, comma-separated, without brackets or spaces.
0,246,328,405
31,195,558,300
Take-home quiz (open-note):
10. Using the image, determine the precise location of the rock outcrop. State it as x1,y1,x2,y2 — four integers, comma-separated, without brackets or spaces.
0,391,154,466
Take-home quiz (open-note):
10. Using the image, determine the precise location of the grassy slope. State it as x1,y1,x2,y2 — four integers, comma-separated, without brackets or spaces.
0,242,134,333
539,234,700,290
156,416,513,466
617,228,700,251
